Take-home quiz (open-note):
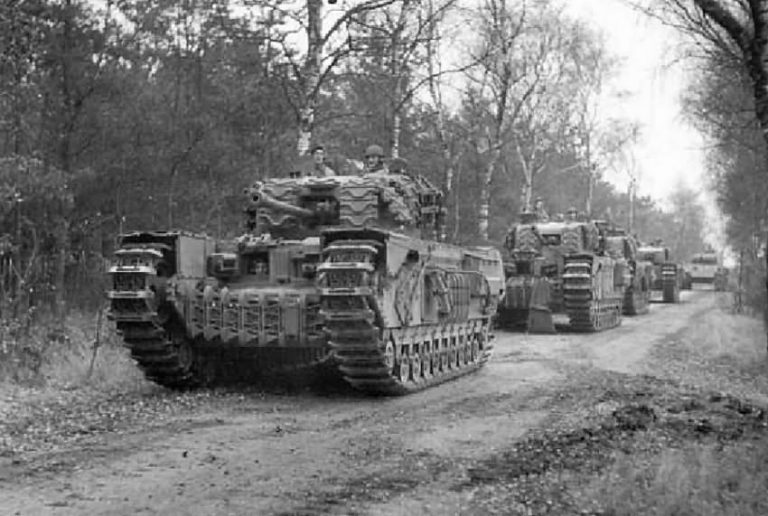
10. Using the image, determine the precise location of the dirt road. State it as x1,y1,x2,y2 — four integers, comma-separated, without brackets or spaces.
1,290,766,516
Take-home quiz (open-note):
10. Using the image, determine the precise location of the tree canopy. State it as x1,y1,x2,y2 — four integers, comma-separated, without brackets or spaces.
0,0,707,315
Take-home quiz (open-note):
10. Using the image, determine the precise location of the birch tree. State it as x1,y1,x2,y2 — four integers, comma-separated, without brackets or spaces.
468,0,585,240
510,16,609,211
343,0,465,157
466,0,529,242
272,0,398,156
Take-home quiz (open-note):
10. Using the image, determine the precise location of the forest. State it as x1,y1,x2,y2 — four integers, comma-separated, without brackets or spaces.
1,0,752,331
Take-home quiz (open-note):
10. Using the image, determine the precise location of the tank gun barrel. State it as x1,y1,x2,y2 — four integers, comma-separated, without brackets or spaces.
247,184,315,218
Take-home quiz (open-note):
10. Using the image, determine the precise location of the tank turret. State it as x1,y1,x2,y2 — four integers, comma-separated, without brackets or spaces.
243,173,446,241
248,183,317,219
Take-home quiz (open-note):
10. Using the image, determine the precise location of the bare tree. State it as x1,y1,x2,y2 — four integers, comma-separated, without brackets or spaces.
467,0,609,239
270,0,398,155
640,0,768,331
466,0,531,242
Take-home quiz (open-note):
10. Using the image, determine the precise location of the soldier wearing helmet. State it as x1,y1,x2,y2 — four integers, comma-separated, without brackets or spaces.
566,206,578,222
363,144,387,174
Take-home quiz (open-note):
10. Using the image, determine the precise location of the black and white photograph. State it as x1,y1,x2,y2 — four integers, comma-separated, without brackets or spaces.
1,0,767,514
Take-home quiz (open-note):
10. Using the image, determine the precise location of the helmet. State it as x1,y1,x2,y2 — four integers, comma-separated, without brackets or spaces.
567,206,577,214
365,144,384,158
390,157,408,173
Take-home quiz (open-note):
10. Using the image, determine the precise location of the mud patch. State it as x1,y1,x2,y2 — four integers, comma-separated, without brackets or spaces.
454,372,768,515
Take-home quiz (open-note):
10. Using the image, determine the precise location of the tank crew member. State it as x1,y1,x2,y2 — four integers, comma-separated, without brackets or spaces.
363,144,387,174
566,206,578,222
310,144,336,177
390,156,409,175
533,196,549,222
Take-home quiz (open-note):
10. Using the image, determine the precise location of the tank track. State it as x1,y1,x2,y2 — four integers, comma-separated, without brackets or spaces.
109,247,205,389
562,256,622,332
662,278,680,303
318,240,493,395
110,248,331,389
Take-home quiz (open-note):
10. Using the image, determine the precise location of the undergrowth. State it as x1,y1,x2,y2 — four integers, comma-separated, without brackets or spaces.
0,309,146,393
598,438,768,516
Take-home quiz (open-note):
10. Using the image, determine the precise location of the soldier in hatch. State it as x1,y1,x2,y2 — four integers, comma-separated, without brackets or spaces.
566,206,578,222
363,144,388,174
533,196,550,222
310,144,336,177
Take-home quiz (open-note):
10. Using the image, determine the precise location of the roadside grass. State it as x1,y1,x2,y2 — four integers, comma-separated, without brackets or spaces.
594,294,768,516
597,438,768,516
0,309,148,396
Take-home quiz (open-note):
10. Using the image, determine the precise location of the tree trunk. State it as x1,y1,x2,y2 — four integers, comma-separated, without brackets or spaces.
478,144,502,242
389,1,415,158
452,162,463,242
514,138,533,211
54,218,69,322
391,102,402,158
297,0,324,156
424,0,457,240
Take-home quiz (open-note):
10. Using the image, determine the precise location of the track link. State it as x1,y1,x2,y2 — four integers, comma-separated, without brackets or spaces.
562,256,622,332
319,240,493,395
662,278,680,303
108,246,203,388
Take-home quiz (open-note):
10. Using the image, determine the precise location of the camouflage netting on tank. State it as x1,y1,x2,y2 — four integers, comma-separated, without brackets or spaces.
247,172,443,236
510,222,599,255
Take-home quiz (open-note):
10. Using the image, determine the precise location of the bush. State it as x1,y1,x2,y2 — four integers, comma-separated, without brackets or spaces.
0,309,146,391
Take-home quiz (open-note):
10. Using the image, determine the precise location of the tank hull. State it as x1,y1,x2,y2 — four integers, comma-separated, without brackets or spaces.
108,191,504,394
108,232,331,388
108,167,507,394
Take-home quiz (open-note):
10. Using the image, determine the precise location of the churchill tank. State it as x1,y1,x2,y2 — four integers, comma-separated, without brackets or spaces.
498,214,627,332
107,168,504,394
604,227,652,315
637,241,683,303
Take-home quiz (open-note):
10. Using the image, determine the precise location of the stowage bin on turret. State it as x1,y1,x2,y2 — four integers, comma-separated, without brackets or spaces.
107,169,505,395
